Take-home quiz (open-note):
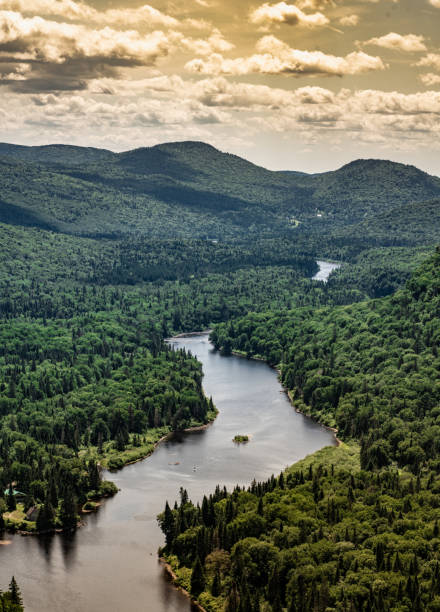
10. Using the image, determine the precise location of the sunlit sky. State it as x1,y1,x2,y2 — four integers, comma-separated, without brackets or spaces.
1,0,440,173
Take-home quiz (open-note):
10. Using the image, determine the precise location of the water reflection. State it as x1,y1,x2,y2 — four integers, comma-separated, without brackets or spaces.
0,336,336,611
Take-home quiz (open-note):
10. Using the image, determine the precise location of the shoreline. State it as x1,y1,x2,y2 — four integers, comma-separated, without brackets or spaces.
116,419,216,469
286,390,342,447
231,350,341,448
6,419,217,538
167,330,212,339
160,558,208,612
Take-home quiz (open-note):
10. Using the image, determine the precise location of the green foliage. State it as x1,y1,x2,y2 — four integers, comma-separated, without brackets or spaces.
0,576,24,611
213,248,440,472
233,436,249,444
2,142,440,248
160,445,440,611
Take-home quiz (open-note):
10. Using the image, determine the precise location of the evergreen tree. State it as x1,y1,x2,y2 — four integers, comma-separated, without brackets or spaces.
88,460,101,491
211,569,221,597
190,556,205,597
36,496,55,532
59,487,78,531
9,576,22,606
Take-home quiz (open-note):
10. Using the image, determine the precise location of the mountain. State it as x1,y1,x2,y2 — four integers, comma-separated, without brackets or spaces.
0,142,115,166
291,158,440,224
0,140,440,244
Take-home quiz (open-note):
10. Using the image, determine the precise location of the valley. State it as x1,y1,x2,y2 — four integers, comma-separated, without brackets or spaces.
1,141,440,611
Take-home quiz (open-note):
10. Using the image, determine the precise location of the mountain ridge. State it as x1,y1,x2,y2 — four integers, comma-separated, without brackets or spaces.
0,140,440,244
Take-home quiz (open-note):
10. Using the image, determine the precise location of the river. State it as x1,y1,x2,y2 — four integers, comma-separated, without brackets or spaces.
313,260,341,282
0,288,337,611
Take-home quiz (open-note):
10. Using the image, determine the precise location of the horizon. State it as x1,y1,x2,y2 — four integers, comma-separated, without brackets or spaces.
1,137,437,178
0,0,439,174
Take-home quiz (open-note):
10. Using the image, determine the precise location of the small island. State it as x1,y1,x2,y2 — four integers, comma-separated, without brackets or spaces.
233,435,249,444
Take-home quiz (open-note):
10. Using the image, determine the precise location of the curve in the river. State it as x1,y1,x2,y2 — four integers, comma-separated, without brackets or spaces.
0,336,336,612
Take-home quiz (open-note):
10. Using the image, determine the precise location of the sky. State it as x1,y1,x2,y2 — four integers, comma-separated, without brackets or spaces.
0,0,440,173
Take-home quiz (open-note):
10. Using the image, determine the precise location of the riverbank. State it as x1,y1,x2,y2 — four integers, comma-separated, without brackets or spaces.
230,348,341,447
286,390,342,447
169,330,212,339
160,558,208,612
1,414,218,537
2,333,337,612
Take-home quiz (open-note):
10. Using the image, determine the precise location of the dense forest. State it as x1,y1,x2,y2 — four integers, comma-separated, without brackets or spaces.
211,249,440,473
2,140,440,610
159,444,440,612
158,248,440,610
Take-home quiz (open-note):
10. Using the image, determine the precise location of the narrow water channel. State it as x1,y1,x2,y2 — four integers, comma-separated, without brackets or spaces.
0,338,336,612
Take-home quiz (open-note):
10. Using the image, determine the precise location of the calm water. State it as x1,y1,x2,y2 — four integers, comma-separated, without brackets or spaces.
313,260,341,282
0,336,336,611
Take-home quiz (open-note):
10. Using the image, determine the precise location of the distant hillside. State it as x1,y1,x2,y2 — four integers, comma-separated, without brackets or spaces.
0,142,115,166
294,158,440,224
0,141,439,244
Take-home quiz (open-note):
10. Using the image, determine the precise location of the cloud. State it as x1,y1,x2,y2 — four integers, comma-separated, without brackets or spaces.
339,14,359,26
249,2,329,29
180,29,234,55
417,53,440,71
363,32,427,53
185,36,386,77
419,72,440,86
428,0,440,7
0,10,234,92
0,12,174,64
0,1,182,28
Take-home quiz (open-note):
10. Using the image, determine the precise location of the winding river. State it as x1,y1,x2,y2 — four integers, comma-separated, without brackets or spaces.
0,265,338,611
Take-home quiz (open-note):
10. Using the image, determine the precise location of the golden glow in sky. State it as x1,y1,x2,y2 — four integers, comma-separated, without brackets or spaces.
0,0,439,173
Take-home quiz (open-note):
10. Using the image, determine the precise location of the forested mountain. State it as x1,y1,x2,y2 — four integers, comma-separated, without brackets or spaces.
0,143,115,166
2,139,440,610
1,141,440,246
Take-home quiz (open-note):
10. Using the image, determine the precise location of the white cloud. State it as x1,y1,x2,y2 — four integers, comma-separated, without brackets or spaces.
417,53,440,71
180,29,234,55
250,2,329,29
186,36,386,77
0,12,175,64
0,11,234,91
340,14,359,27
363,32,427,53
419,73,440,86
0,0,181,28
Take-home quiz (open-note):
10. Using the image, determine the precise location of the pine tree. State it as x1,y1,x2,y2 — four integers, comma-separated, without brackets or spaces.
190,556,205,597
59,487,78,531
211,569,221,597
88,460,101,491
160,501,175,549
9,576,22,606
36,496,55,532
49,476,58,508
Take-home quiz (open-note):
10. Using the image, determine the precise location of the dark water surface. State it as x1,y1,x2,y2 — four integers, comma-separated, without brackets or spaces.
0,336,336,611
